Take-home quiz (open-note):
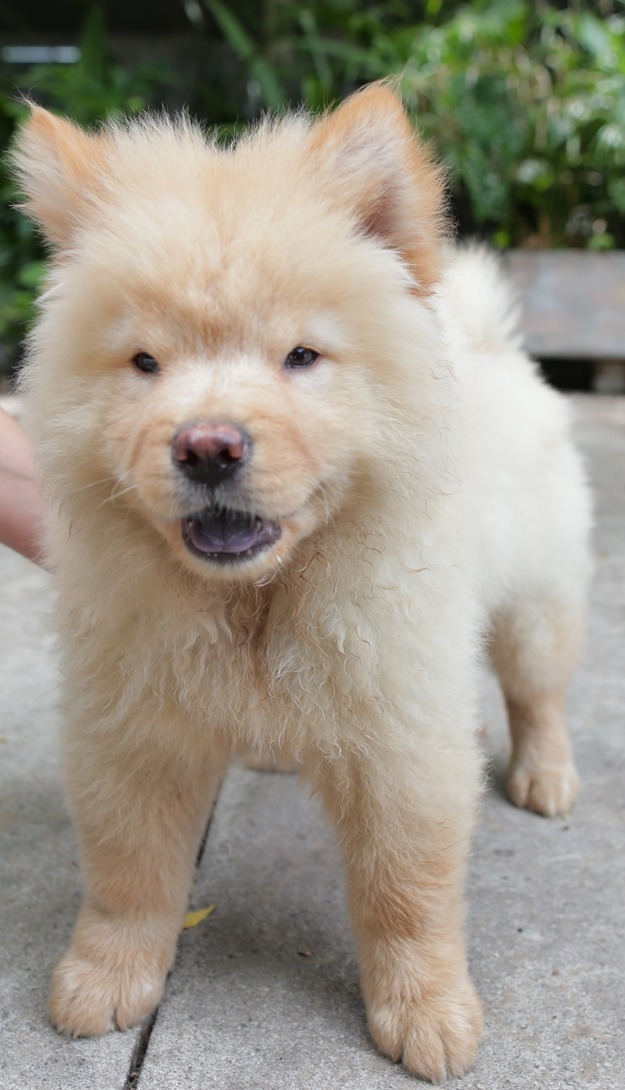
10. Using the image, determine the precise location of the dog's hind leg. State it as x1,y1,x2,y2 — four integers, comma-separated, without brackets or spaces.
489,596,583,817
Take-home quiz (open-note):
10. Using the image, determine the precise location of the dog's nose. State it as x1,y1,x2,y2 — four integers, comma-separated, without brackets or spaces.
172,422,251,486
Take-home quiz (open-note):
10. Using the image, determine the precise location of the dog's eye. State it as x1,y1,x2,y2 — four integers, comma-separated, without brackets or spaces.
284,346,319,369
132,352,160,374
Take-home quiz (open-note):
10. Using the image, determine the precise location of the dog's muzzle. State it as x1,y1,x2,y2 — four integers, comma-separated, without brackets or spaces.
173,420,282,563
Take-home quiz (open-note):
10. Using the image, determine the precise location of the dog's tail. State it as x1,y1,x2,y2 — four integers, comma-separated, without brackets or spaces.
443,244,524,356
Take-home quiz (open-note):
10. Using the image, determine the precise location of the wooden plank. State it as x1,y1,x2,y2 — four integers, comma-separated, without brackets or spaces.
501,250,625,359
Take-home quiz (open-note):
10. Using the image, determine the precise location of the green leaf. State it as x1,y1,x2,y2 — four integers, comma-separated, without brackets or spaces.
17,260,46,290
575,12,616,64
207,1,286,110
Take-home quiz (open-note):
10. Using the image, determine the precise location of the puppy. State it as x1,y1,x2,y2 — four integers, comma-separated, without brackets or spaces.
12,85,591,1082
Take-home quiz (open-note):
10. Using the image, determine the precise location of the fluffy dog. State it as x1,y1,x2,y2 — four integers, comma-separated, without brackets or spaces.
12,85,591,1082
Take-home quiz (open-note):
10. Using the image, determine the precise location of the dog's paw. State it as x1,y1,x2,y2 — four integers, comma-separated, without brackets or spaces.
367,974,483,1083
50,945,168,1037
507,757,580,817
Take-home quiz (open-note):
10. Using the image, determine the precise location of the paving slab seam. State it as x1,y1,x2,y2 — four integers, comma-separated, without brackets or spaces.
123,1007,160,1090
120,779,224,1089
195,781,224,869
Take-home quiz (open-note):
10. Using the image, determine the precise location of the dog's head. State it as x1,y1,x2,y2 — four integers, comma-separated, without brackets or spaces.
13,85,446,583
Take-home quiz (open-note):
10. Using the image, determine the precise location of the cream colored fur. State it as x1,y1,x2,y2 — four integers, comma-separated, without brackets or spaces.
11,86,591,1082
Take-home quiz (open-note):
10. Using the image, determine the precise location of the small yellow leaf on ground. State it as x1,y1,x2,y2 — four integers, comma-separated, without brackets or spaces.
183,905,216,929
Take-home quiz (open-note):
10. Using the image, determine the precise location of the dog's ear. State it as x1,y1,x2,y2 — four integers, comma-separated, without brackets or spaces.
310,83,447,294
10,105,111,249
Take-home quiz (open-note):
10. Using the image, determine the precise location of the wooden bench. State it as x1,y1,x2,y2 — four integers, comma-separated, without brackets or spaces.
502,250,625,361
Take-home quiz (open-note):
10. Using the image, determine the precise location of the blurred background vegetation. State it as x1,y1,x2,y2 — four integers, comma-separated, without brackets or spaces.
1,0,624,369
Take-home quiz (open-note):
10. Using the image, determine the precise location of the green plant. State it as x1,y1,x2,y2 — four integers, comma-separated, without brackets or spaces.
2,0,624,372
200,0,625,249
400,0,625,249
0,4,173,371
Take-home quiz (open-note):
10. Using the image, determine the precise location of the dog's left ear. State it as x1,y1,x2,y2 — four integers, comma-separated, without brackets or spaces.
310,84,446,294
10,105,112,250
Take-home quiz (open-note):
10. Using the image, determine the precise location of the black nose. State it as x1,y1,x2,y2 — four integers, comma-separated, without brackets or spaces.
172,422,251,487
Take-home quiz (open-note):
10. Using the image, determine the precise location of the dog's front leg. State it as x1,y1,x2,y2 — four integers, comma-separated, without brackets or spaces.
319,736,483,1083
50,706,228,1037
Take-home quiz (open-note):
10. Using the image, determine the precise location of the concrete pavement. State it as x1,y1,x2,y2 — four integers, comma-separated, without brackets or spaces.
1,394,623,1089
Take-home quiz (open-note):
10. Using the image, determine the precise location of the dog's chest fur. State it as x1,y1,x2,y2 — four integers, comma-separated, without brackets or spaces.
62,544,382,762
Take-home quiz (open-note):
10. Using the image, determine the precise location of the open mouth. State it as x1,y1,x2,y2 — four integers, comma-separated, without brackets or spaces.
181,506,282,564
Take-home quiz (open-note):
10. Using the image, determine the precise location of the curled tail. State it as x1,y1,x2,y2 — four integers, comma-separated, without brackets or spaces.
443,244,524,356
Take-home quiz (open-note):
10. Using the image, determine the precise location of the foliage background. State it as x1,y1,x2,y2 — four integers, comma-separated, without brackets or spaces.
1,0,624,368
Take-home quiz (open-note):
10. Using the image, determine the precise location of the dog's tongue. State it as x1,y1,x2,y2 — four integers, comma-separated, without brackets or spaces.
183,508,280,556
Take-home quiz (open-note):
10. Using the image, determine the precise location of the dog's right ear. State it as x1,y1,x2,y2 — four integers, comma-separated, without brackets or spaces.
10,105,111,250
